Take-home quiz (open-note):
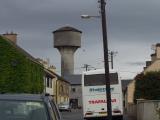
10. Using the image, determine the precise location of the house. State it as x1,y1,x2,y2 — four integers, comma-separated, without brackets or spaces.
126,43,160,106
36,58,57,96
144,43,160,73
0,33,44,93
121,79,132,110
37,58,71,104
54,74,70,105
64,74,82,108
44,68,57,96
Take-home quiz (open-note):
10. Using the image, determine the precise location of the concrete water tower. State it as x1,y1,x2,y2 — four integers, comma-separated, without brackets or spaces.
53,26,82,76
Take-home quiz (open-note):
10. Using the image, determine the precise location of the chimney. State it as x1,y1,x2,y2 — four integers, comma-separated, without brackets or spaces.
2,32,17,44
146,61,151,67
48,65,56,73
155,43,160,59
151,53,156,62
143,67,147,70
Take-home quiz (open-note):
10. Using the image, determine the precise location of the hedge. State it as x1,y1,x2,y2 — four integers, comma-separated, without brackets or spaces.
134,71,160,102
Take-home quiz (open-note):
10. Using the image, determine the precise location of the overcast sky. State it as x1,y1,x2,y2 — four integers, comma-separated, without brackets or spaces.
1,0,160,79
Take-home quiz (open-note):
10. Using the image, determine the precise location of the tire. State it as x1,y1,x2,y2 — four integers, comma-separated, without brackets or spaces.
113,115,123,120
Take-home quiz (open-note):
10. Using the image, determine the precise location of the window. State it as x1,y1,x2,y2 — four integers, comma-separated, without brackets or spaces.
66,87,69,94
51,100,61,120
46,77,49,87
49,78,52,88
84,73,118,86
46,77,52,88
47,101,56,120
72,88,76,92
0,100,48,120
59,85,63,94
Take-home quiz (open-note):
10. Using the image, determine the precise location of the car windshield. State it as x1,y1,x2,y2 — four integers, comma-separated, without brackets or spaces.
0,100,48,120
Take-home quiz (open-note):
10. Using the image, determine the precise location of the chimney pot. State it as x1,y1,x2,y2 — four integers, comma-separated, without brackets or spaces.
156,43,160,59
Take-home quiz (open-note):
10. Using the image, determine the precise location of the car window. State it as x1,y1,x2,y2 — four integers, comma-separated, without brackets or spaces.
47,100,57,120
0,100,48,120
50,100,61,120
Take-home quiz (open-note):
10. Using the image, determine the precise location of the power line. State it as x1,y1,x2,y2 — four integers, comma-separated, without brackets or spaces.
81,64,96,71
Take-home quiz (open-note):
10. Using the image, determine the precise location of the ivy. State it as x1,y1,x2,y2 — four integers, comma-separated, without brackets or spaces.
0,36,44,93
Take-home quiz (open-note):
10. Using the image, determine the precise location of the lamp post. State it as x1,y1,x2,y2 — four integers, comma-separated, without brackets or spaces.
81,15,100,19
81,0,112,120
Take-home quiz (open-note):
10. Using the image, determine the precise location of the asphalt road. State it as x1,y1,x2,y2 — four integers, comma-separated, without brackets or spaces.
61,109,136,120
61,109,83,120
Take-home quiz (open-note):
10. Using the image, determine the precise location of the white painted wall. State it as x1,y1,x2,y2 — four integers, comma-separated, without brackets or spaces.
137,100,160,120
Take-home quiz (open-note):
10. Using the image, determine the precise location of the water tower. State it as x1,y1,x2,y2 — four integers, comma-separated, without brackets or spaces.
53,26,82,76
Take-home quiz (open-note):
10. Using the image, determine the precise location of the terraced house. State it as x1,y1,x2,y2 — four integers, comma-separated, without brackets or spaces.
0,33,70,105
37,58,70,104
0,33,44,93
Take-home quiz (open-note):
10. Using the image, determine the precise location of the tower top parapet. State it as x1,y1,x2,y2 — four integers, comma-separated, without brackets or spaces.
53,26,82,33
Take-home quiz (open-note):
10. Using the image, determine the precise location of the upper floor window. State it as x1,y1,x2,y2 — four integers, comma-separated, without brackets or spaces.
46,77,52,88
72,88,76,92
59,85,64,94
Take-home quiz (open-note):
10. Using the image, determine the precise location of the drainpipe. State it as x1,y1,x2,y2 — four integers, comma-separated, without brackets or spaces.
44,76,46,94
56,80,58,103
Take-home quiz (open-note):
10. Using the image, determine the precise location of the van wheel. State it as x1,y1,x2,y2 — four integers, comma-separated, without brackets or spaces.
113,116,123,120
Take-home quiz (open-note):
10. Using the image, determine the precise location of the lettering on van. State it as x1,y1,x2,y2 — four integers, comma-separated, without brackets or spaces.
88,99,116,104
89,88,114,92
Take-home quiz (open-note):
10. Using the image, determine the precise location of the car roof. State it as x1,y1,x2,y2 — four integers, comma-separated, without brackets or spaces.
0,94,47,101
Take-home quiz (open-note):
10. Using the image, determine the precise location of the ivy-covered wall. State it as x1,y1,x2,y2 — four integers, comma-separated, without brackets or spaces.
0,36,44,93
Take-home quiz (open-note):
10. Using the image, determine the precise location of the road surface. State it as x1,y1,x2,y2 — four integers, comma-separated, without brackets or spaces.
61,109,136,120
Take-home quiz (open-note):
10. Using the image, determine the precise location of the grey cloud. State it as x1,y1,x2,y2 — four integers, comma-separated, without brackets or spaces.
1,0,160,79
108,0,160,42
126,61,145,66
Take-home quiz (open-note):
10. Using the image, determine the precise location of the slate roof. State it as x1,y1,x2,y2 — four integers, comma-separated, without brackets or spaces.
48,70,70,84
64,74,82,85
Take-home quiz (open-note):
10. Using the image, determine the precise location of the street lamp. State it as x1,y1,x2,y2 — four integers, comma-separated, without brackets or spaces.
81,0,112,120
81,15,100,19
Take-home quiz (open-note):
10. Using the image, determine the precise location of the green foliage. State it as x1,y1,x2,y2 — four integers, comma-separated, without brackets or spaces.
0,36,44,93
134,71,160,102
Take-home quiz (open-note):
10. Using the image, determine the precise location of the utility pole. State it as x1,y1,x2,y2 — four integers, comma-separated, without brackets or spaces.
108,51,118,69
82,64,91,71
81,1,112,119
110,51,114,69
99,0,112,120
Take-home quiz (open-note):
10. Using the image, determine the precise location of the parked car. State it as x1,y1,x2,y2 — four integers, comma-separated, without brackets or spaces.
0,94,62,120
58,101,71,112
